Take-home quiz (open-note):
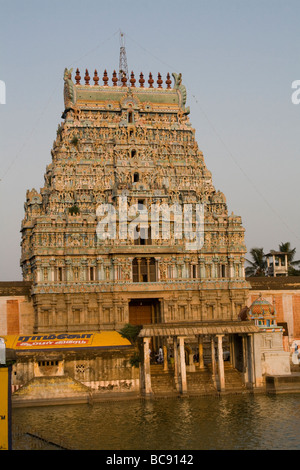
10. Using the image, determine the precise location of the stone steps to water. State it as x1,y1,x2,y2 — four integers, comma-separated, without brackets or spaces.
12,375,91,406
222,365,246,391
150,363,246,395
186,369,216,394
150,365,177,395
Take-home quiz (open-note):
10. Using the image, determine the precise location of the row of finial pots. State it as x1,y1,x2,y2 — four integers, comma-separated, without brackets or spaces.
74,69,172,89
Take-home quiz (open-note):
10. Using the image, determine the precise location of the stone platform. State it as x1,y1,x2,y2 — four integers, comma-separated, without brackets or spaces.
265,373,300,394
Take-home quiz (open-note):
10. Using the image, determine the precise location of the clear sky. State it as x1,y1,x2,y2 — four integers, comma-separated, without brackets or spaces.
0,0,299,281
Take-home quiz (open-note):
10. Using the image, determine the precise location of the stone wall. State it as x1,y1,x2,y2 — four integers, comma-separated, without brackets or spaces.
0,282,34,335
1,279,300,349
11,347,139,397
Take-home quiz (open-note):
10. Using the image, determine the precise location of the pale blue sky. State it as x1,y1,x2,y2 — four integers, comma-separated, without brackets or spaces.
0,0,299,280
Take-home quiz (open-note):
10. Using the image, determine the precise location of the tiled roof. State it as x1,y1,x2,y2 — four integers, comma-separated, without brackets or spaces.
139,321,259,337
0,281,32,297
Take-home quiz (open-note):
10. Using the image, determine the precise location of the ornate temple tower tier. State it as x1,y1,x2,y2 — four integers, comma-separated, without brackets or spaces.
21,68,250,333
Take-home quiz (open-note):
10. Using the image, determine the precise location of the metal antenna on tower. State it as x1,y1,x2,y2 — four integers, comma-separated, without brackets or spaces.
118,31,129,86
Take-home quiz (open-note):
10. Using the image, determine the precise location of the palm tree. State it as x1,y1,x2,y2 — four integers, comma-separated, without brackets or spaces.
245,247,267,277
278,242,300,275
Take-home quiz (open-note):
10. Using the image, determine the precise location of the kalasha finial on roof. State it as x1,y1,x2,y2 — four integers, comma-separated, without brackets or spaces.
112,70,118,86
148,72,154,88
85,69,90,85
93,70,99,86
103,70,109,86
157,73,163,88
75,68,81,85
121,71,127,87
166,73,172,89
139,72,145,88
130,71,136,87
74,67,174,89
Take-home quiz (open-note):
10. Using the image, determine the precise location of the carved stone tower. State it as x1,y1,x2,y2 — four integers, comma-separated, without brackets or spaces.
20,67,250,334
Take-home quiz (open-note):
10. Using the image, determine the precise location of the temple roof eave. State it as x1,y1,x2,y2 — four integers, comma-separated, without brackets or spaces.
138,321,260,338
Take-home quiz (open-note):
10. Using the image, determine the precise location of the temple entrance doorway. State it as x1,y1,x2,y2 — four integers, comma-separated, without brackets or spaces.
129,299,160,326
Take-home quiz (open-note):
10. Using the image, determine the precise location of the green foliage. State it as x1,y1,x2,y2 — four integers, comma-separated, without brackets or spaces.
129,352,141,368
68,205,80,215
245,242,300,277
279,242,300,274
245,247,267,277
119,323,142,345
71,136,79,146
289,266,300,276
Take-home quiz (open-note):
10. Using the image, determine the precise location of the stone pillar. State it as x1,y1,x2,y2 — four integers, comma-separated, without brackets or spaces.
242,334,255,388
211,335,217,378
253,332,264,387
50,259,55,282
163,344,168,372
198,335,205,369
248,334,255,387
35,302,41,332
272,254,276,277
188,350,195,372
137,258,142,282
81,258,87,281
173,336,179,391
146,258,151,282
66,259,72,282
83,296,89,327
228,257,234,279
199,291,205,321
65,295,72,331
179,336,187,394
229,291,236,320
242,334,249,386
241,257,245,278
156,257,161,281
217,334,225,392
199,257,205,279
96,293,102,329
143,337,152,396
112,259,118,281
229,334,235,367
50,298,56,327
159,298,164,323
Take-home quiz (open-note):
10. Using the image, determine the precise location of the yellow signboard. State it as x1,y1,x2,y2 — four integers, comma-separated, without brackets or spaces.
3,331,131,351
0,367,11,451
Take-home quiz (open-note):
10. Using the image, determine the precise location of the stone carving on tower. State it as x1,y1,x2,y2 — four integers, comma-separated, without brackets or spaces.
21,67,250,334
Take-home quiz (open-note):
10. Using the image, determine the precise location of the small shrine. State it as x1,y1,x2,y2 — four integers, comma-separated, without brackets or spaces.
248,295,283,333
248,295,290,376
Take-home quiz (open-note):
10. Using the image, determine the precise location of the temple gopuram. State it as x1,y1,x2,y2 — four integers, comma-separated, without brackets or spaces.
1,65,293,403
21,68,249,331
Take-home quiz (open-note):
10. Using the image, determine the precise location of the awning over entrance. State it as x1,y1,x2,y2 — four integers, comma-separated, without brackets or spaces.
139,321,260,338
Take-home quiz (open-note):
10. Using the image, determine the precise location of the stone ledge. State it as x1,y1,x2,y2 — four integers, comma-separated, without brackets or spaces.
265,373,300,393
